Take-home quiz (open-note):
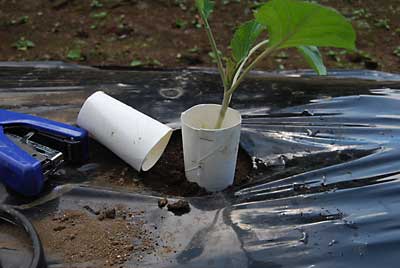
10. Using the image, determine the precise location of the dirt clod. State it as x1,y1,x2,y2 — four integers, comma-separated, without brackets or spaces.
97,207,117,221
158,198,168,208
167,200,191,216
53,225,66,232
104,208,116,219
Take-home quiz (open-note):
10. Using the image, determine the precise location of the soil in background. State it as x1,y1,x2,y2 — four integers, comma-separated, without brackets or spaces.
0,0,399,73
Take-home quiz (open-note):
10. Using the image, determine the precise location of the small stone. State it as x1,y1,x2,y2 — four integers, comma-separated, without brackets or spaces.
53,225,66,232
97,214,105,221
104,208,116,219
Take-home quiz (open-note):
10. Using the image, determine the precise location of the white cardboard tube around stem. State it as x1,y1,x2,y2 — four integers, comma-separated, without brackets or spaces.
181,104,241,191
77,91,173,171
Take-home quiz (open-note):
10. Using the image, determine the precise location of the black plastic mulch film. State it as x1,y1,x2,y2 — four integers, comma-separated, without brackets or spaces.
1,61,400,267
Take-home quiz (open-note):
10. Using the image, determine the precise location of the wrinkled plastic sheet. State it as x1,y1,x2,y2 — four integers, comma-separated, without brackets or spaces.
1,62,400,267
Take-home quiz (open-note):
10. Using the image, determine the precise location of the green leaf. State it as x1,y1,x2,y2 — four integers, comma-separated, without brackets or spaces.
196,0,214,19
67,48,82,61
90,11,108,19
175,18,188,29
297,46,327,75
90,0,103,8
255,0,356,50
188,46,200,53
230,20,264,63
130,60,143,67
150,59,162,66
18,15,29,24
12,37,35,51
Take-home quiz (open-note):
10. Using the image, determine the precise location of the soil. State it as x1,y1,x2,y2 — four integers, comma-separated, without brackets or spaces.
236,149,374,202
84,131,253,197
63,132,367,200
33,206,169,267
0,0,399,73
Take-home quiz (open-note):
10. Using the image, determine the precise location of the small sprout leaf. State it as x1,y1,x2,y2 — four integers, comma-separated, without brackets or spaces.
12,37,35,51
91,11,108,19
90,0,103,8
175,19,188,29
130,60,143,67
394,46,400,58
188,46,200,53
67,48,82,61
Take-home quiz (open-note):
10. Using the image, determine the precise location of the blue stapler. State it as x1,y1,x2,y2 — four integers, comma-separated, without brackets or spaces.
0,109,88,196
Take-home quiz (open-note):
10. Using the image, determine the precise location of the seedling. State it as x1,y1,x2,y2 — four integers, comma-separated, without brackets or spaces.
91,11,108,19
67,48,84,61
10,16,29,25
196,0,356,128
222,0,240,5
67,40,86,61
90,0,103,8
394,47,400,58
12,37,35,51
175,0,188,11
149,58,162,66
175,19,188,29
351,8,371,20
188,46,200,53
356,20,371,31
130,60,143,67
374,18,390,30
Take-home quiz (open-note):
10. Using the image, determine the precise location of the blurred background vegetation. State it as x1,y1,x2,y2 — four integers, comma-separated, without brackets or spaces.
0,0,399,73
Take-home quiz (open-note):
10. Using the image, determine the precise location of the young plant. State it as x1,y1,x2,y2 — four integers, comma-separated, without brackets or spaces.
12,37,35,51
196,0,356,128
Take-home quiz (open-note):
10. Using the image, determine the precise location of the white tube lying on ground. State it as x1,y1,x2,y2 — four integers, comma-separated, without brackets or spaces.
77,91,173,171
181,104,242,191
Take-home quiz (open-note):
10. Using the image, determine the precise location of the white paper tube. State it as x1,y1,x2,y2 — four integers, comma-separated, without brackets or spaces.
181,104,241,191
77,91,173,171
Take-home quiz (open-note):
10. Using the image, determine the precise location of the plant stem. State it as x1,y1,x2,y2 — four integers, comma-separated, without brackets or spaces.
215,91,231,129
231,39,269,87
227,45,276,96
214,45,277,129
202,19,228,92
